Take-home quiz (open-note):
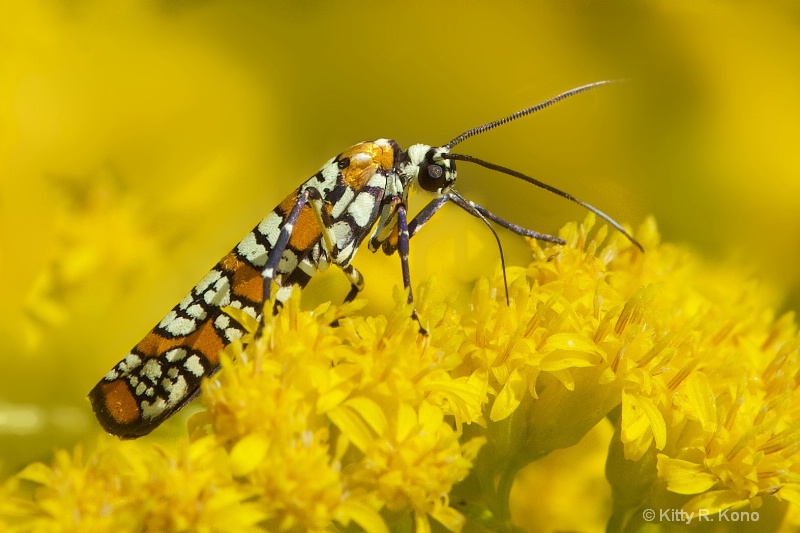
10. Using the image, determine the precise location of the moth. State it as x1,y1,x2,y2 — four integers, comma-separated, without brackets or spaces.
89,81,641,438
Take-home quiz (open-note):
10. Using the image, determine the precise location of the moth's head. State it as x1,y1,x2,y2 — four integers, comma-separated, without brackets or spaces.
405,144,456,194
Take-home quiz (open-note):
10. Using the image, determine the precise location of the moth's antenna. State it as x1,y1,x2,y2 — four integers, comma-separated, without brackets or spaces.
445,80,620,150
443,153,644,252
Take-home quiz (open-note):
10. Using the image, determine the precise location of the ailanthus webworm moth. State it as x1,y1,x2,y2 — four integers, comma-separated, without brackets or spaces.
89,81,642,438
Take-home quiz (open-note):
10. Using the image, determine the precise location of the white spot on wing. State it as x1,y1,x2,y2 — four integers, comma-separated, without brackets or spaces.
214,314,230,330
119,353,142,373
185,304,206,320
165,348,187,362
366,170,388,191
257,211,283,247
331,187,354,218
163,316,197,337
237,232,268,266
166,375,188,405
332,221,352,244
158,310,178,330
348,193,377,227
184,354,205,378
140,398,167,420
195,269,222,294
142,359,163,382
204,276,231,306
225,328,243,342
278,249,298,274
178,294,194,310
318,159,339,191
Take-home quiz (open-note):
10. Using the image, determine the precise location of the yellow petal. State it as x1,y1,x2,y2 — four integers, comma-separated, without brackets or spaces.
541,333,601,358
683,489,746,514
677,371,717,434
414,511,432,533
396,402,418,442
328,405,373,452
638,396,667,450
15,462,52,485
657,455,719,494
344,397,388,437
490,366,526,421
229,434,269,477
775,483,800,505
430,504,466,531
336,499,389,533
621,391,666,450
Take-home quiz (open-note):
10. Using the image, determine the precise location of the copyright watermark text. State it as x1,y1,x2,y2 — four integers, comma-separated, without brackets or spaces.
642,508,759,524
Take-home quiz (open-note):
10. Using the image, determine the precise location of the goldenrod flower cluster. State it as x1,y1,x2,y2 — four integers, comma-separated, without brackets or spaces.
2,215,799,532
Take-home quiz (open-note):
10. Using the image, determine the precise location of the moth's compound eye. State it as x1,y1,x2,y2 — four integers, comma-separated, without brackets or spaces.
418,161,448,192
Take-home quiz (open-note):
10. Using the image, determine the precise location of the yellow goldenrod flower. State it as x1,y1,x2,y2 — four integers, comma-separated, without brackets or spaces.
1,438,265,533
2,215,800,532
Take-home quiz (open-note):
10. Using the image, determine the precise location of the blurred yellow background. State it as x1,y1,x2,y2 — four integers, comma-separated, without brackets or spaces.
2,0,799,484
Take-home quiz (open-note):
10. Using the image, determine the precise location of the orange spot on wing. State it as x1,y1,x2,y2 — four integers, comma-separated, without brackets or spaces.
135,320,225,367
232,262,264,302
220,252,239,271
99,380,140,424
289,205,321,250
135,332,182,359
275,189,321,251
220,252,264,303
191,320,225,365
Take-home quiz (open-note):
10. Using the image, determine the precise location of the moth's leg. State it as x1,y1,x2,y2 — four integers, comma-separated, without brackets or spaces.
376,194,451,256
263,185,344,303
407,194,451,240
327,263,365,328
394,202,413,303
339,263,365,303
261,188,313,304
394,200,427,335
304,187,348,263
300,188,366,304
265,186,368,323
